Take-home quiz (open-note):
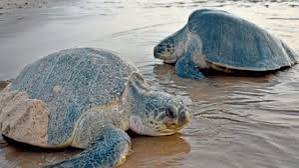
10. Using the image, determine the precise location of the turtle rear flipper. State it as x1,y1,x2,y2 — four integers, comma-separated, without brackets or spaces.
46,124,131,168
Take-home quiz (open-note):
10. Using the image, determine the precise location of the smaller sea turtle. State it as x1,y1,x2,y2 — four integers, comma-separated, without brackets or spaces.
154,9,299,79
0,48,190,167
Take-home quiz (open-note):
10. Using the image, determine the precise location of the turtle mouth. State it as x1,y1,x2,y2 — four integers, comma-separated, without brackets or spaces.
154,46,177,64
158,127,183,135
163,58,178,64
154,50,177,64
161,122,189,135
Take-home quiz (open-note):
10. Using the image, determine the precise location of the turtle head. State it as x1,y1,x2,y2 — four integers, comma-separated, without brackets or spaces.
154,26,188,64
127,73,190,136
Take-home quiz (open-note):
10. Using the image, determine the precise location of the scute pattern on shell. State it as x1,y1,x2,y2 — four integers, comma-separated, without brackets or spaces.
188,9,298,70
11,48,136,145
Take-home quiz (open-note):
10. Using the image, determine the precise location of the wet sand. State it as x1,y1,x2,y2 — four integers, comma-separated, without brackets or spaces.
1,0,299,168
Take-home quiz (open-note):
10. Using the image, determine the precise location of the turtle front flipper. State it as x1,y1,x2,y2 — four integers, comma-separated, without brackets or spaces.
175,51,205,80
46,124,131,168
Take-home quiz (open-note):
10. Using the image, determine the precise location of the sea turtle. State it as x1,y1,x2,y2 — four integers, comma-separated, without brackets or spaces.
154,9,299,79
0,48,190,167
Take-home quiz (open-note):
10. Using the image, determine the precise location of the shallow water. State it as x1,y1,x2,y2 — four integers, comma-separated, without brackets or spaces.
0,0,299,167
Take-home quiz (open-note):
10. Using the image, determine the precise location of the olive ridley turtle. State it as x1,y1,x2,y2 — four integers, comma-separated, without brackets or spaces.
154,9,298,79
0,48,190,167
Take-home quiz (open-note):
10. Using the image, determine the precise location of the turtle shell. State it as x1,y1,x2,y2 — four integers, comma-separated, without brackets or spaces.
187,9,298,71
1,48,135,146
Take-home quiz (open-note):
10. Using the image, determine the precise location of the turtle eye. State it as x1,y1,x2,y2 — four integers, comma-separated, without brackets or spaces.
166,108,176,119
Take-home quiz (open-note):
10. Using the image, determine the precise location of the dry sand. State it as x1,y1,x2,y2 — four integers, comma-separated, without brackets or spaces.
0,0,67,9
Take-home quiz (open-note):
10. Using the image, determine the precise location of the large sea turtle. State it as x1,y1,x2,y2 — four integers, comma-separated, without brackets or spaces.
154,9,299,79
0,48,190,167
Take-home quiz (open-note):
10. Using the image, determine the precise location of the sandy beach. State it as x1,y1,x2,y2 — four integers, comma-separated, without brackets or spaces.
0,0,47,9
0,0,71,9
0,0,299,167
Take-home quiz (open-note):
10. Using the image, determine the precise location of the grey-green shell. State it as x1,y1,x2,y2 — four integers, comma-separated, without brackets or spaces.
188,9,298,71
11,48,135,145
